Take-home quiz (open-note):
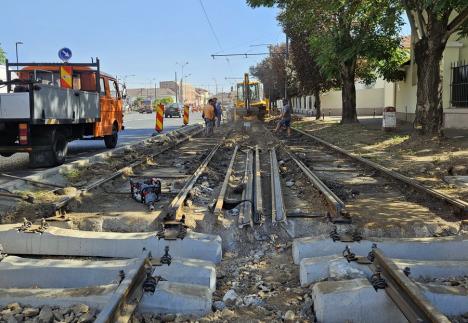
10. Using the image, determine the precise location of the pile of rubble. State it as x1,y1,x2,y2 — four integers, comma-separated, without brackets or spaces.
0,303,97,323
199,236,315,322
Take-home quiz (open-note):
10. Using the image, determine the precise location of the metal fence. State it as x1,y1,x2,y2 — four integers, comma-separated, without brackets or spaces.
451,61,468,108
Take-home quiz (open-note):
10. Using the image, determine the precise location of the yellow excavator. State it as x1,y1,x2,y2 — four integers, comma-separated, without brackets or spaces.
235,73,269,119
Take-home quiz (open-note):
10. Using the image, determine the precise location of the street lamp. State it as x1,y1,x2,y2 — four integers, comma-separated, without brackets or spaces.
180,73,191,104
212,78,218,95
176,62,189,102
15,41,23,71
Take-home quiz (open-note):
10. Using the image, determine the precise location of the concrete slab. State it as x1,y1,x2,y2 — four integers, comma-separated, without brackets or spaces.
293,236,468,264
0,224,223,263
312,278,407,323
444,176,468,188
300,255,468,287
154,258,216,291
0,285,114,309
394,259,468,279
139,281,212,316
0,256,139,288
300,255,372,286
419,283,468,316
299,255,341,286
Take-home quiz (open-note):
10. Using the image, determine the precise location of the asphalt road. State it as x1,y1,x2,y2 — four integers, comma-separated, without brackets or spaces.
0,111,204,185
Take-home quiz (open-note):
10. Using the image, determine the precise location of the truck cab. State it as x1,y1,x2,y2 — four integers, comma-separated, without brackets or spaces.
0,59,123,167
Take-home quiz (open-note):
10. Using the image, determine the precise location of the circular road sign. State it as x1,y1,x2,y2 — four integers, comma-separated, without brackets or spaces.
58,47,72,62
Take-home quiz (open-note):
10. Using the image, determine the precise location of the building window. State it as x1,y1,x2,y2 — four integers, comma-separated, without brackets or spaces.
451,62,468,108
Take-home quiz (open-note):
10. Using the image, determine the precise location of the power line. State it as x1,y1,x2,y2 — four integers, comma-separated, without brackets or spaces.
198,0,234,73
199,0,223,51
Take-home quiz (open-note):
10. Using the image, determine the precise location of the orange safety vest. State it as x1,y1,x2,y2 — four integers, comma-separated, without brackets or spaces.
203,104,215,120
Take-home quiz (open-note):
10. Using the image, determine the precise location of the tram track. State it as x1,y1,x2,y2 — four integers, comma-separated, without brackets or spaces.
0,125,229,322
0,119,467,322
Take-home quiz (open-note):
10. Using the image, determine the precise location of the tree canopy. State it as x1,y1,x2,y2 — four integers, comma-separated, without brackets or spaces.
248,0,405,123
0,45,6,65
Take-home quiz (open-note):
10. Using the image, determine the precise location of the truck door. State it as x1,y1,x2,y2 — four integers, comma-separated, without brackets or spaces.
108,79,123,131
95,77,111,137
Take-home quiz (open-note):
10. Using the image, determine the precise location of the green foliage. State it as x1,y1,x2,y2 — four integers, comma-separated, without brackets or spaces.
0,45,6,65
250,44,297,100
247,0,404,121
131,96,144,108
154,96,174,107
403,1,468,40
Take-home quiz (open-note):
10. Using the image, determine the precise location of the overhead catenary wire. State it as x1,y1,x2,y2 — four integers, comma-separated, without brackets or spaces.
198,0,233,74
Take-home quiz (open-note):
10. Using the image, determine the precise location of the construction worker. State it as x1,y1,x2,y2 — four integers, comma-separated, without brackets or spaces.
213,98,222,127
274,98,292,137
203,99,216,135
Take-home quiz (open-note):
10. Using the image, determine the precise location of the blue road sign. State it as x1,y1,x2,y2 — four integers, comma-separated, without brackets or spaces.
58,47,72,62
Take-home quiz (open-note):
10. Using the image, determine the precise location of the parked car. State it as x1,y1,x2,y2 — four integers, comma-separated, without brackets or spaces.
165,103,182,118
138,106,153,114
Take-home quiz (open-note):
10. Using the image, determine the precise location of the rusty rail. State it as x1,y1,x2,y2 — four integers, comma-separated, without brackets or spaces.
253,145,263,224
238,149,254,227
270,148,286,223
164,139,223,220
371,248,450,323
281,146,350,223
95,257,149,323
213,145,239,218
53,126,204,210
292,127,468,217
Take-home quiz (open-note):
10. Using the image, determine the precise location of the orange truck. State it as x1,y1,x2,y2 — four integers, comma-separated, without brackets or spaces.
0,58,124,167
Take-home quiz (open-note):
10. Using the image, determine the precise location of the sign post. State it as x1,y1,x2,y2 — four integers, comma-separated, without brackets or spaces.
155,104,164,133
58,47,73,89
58,47,72,62
183,105,190,126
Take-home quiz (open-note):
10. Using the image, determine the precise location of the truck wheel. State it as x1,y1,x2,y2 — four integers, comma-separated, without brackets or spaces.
29,131,67,167
52,132,68,165
104,124,118,149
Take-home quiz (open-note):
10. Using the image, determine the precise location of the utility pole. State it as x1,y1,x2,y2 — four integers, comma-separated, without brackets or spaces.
180,77,183,104
213,78,218,95
176,62,188,103
175,72,178,102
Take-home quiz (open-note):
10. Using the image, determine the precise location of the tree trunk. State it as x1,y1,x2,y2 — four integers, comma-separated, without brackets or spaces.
314,88,321,120
340,60,358,123
413,32,447,135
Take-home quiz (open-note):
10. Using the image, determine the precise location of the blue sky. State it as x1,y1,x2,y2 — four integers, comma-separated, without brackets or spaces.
0,0,283,93
1,1,410,93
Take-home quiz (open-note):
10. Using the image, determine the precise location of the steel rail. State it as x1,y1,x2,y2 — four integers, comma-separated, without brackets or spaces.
0,173,65,189
52,126,204,210
238,150,254,228
371,248,450,323
253,145,263,224
281,145,350,222
292,127,468,217
213,145,239,218
270,148,286,223
95,257,149,323
164,139,224,220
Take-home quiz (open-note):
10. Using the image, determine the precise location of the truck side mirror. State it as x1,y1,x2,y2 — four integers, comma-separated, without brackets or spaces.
122,94,127,99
